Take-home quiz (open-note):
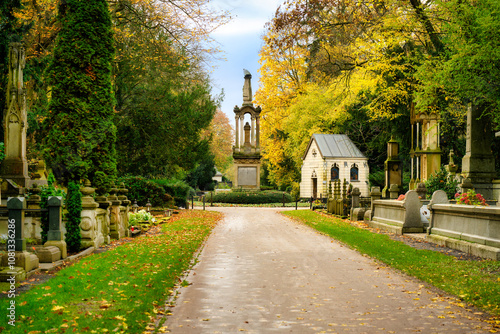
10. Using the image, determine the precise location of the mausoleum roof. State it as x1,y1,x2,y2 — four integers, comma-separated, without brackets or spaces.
304,134,366,159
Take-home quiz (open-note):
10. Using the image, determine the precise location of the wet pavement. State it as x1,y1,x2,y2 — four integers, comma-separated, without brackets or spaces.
161,207,491,333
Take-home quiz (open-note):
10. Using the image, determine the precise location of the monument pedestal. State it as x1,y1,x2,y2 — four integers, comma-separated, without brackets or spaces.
234,157,261,190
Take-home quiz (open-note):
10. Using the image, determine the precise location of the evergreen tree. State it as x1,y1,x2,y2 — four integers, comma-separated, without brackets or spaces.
65,181,82,253
43,0,116,185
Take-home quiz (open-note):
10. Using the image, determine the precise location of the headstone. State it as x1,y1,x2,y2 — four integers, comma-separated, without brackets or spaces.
427,190,449,234
1,43,30,192
44,196,67,258
382,137,402,198
403,190,423,230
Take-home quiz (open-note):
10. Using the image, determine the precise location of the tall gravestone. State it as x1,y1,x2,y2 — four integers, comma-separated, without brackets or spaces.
461,104,496,199
1,43,30,196
382,137,402,198
233,70,262,189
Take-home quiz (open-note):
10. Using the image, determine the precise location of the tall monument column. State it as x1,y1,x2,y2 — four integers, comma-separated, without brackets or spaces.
233,70,262,189
1,42,30,192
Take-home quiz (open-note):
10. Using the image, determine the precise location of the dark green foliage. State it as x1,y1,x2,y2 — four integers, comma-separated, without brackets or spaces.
118,176,192,208
152,179,192,208
115,79,217,177
212,191,292,204
38,173,66,243
43,0,116,185
424,166,459,199
65,182,82,253
185,143,216,191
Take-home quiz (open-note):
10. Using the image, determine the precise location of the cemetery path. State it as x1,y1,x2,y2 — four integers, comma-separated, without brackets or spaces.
161,207,491,333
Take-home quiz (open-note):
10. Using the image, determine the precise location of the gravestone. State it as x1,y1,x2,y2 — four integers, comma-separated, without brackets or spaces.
44,196,67,258
382,137,402,198
461,104,496,199
1,43,30,196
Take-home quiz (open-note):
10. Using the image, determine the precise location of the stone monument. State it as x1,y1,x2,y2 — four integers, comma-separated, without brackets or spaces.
382,137,402,198
461,104,496,199
233,70,262,189
1,43,30,197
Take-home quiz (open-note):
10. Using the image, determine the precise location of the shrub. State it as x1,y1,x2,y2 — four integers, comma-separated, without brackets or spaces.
212,190,292,204
128,209,154,225
118,176,171,207
118,176,191,208
455,190,488,206
152,179,192,207
425,166,459,199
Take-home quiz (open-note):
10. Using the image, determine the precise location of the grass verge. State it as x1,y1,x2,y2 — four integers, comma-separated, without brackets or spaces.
283,210,500,318
1,210,221,333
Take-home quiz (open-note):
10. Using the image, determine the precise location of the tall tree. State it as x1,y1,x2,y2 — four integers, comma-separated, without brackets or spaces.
43,0,116,184
201,108,234,175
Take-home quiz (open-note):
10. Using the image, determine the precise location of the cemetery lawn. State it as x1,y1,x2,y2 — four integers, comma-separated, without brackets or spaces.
284,210,500,318
0,210,222,333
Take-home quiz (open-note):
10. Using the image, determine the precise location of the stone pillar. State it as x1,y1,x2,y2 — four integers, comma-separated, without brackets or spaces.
382,137,402,198
369,186,382,219
108,184,122,240
351,187,361,208
1,197,39,273
251,116,255,146
234,111,239,150
461,104,496,199
95,189,111,245
118,183,131,237
242,69,253,106
44,196,67,258
389,184,399,199
415,183,427,200
255,115,260,150
1,42,30,191
80,180,101,248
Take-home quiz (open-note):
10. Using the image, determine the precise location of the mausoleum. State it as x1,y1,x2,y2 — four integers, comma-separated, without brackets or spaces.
300,134,369,198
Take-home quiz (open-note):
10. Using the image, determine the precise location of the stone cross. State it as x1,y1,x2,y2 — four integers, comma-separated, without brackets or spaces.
1,43,29,188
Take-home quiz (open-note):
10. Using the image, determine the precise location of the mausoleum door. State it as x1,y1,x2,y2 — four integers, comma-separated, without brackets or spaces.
312,178,317,199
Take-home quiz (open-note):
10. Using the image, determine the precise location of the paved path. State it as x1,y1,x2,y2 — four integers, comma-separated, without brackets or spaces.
162,207,490,333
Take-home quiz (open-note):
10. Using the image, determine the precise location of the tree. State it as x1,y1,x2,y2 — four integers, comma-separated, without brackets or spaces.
43,0,116,184
201,108,233,175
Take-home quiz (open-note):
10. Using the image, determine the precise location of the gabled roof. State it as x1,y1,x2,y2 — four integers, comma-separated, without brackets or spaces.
303,134,366,160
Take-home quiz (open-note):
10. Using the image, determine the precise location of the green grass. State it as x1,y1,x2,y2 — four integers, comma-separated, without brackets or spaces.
0,210,221,333
284,210,500,317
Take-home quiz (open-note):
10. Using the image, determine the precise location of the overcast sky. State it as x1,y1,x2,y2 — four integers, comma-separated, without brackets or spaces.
209,0,284,124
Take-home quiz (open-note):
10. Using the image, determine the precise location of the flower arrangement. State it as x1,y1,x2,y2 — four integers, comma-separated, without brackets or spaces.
128,209,155,225
454,190,488,206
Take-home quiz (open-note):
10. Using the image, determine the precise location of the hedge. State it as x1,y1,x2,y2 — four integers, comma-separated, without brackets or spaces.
212,191,292,204
118,176,192,208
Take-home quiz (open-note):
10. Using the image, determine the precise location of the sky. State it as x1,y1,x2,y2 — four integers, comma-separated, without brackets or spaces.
208,0,284,125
